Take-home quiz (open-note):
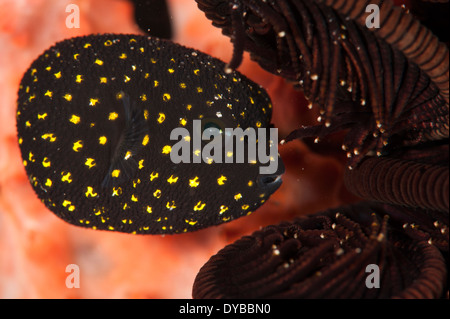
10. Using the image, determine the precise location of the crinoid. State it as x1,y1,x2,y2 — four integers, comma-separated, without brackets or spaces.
196,0,449,168
194,0,449,299
193,203,447,298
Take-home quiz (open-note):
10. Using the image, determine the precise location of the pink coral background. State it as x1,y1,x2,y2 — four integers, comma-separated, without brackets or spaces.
0,0,408,298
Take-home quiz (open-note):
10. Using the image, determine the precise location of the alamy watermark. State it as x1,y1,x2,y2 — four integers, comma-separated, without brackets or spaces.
65,263,80,288
170,120,279,175
365,264,380,289
366,4,380,29
65,4,80,29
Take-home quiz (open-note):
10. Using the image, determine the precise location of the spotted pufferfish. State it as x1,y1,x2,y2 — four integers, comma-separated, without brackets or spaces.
16,34,284,234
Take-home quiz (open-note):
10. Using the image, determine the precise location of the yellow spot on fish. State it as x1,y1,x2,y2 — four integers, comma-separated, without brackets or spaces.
45,178,52,187
167,175,178,184
44,90,53,98
89,98,99,106
124,75,131,82
186,104,192,111
100,77,107,83
41,133,56,142
140,94,147,101
217,175,227,185
37,113,47,120
104,40,113,46
242,204,249,210
248,180,253,187
179,118,187,126
166,201,176,210
189,176,199,188
62,200,75,211
108,112,118,120
179,83,187,89
168,68,174,73
75,75,83,83
194,201,206,211
94,59,103,66
111,169,120,178
54,71,62,79
234,193,242,201
146,206,152,213
157,113,166,123
153,189,162,198
132,178,141,188
144,109,149,120
219,205,228,214
119,53,127,59
72,140,83,152
150,171,159,181
138,159,144,169
61,171,72,183
131,194,138,202
85,186,98,198
73,53,79,60
25,121,31,127
63,94,72,101
42,157,51,167
69,114,80,124
99,136,107,145
124,151,132,160
197,87,203,93
85,158,96,168
163,93,171,102
28,94,35,102
186,219,198,226
162,145,171,154
194,69,200,75
112,187,122,196
84,43,91,48
142,135,149,146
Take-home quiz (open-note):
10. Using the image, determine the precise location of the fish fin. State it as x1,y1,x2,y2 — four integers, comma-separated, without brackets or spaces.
102,92,148,188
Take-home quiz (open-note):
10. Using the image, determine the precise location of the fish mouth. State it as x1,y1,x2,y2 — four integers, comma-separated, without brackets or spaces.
257,159,285,193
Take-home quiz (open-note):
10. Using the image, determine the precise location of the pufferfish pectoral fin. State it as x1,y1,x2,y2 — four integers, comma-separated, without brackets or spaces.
101,92,149,188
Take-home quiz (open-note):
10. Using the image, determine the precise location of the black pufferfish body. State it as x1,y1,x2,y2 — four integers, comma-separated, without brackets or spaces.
16,34,283,234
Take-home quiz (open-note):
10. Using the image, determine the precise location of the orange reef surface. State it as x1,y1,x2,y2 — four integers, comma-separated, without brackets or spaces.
0,0,359,298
